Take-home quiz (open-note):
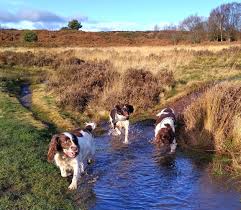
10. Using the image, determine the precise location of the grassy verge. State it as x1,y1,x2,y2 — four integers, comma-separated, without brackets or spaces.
181,81,241,178
0,85,76,209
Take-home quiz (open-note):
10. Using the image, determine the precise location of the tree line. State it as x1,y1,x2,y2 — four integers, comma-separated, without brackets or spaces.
160,2,241,43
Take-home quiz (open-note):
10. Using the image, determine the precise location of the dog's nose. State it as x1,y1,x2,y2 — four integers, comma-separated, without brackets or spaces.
71,146,78,152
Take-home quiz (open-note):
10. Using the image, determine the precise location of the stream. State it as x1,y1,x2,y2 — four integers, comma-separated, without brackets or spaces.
19,84,241,210
77,123,241,210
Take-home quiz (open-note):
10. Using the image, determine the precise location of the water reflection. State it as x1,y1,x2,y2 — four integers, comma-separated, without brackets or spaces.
75,124,241,210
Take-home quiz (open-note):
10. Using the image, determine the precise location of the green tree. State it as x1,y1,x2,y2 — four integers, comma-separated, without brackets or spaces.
23,31,38,42
68,19,82,30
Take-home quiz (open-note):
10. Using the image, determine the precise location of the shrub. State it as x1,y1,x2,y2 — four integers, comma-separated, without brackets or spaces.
47,61,116,111
23,31,38,42
122,68,162,110
68,19,82,30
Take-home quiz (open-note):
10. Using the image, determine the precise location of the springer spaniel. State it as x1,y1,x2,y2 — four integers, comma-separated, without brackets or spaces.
109,104,134,144
47,122,96,190
154,108,177,154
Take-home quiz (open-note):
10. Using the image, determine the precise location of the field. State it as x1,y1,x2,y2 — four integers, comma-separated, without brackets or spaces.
0,43,241,208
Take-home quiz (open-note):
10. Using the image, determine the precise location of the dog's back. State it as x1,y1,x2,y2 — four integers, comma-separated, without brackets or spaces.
154,108,177,153
77,123,96,159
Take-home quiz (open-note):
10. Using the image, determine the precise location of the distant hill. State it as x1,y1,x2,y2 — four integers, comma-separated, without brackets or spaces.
0,29,240,47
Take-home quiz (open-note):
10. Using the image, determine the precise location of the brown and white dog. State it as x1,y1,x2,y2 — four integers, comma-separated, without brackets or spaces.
109,104,134,144
47,122,96,190
154,108,177,153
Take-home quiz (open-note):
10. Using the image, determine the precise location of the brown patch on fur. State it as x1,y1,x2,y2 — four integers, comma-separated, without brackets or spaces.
155,124,175,146
83,125,93,133
47,134,59,162
156,112,176,125
71,128,83,137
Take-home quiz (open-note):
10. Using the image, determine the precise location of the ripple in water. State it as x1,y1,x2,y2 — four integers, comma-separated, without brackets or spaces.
75,124,241,210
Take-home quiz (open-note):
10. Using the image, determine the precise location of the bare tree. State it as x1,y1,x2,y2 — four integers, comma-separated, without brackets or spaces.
154,24,159,31
208,2,241,41
179,14,207,43
163,23,177,31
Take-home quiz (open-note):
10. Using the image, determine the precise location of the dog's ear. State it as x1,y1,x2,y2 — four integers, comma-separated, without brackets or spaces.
115,104,123,111
126,104,134,113
47,134,59,163
164,124,175,143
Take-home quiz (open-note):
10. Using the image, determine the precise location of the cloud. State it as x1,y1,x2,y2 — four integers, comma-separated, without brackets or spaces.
0,8,175,31
18,10,65,23
84,21,140,31
0,9,65,23
83,21,174,32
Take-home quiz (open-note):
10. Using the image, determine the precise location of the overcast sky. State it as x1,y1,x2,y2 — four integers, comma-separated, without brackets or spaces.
0,0,231,31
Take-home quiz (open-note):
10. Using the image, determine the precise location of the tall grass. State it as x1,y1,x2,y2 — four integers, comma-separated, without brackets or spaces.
1,46,241,114
182,81,241,174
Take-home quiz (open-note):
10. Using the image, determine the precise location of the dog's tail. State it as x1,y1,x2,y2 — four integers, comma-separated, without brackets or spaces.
84,122,96,133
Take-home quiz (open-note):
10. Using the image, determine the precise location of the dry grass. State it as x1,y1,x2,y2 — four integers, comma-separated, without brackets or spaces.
47,61,117,111
182,81,241,174
1,45,241,114
1,44,240,73
1,44,241,178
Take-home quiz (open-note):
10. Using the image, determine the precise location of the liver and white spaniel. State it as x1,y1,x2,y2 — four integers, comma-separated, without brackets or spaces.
109,104,134,144
47,122,96,190
154,108,177,153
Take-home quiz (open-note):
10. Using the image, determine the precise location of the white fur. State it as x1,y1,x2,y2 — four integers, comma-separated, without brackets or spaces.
155,109,177,153
156,108,175,117
154,117,175,137
54,123,96,190
109,113,130,144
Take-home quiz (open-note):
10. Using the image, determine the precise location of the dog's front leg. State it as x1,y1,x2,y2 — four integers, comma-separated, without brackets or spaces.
124,121,129,144
60,167,68,177
68,161,80,190
170,138,177,153
115,127,122,135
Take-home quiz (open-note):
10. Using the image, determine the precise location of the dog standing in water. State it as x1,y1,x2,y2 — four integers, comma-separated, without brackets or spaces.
154,108,177,154
109,104,134,144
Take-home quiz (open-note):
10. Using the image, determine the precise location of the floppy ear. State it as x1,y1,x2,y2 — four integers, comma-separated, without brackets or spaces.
47,134,59,163
155,129,165,146
126,104,134,113
125,104,134,113
164,124,175,143
115,104,122,111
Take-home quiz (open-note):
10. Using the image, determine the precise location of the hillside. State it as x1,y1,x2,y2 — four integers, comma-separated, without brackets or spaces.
1,29,240,47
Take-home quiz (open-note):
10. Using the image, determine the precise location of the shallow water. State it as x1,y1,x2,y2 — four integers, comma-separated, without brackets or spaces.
77,123,241,210
19,83,31,108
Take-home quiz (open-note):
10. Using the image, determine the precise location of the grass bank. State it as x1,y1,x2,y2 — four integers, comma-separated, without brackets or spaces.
0,82,76,209
181,81,241,177
0,45,241,195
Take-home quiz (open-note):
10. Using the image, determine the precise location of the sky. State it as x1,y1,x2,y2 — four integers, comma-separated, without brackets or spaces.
0,0,234,31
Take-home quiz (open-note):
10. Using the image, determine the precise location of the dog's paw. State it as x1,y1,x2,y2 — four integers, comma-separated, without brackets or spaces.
60,170,68,177
68,182,77,190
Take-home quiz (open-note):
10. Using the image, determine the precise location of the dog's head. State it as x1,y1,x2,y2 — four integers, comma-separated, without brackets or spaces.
115,104,134,118
156,124,175,146
47,132,79,162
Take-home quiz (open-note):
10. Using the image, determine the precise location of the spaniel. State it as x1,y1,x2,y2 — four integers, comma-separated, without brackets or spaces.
154,108,177,153
47,122,96,190
109,104,134,144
